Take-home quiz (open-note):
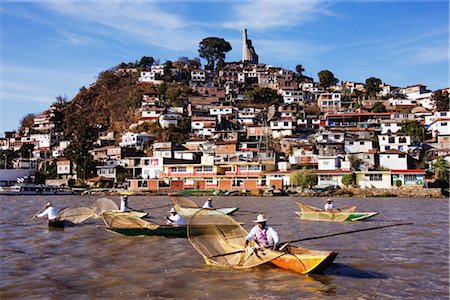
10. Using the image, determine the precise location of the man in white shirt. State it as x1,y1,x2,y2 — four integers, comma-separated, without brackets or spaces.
202,198,214,209
165,207,186,227
245,214,279,250
120,195,129,212
324,199,340,212
37,202,63,227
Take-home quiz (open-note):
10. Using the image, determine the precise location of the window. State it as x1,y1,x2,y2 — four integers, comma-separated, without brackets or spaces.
321,175,332,180
360,141,365,145
404,175,417,181
440,112,446,116
204,166,213,172
441,122,447,126
399,137,407,143
284,122,289,126
366,174,382,181
248,165,260,171
178,167,187,173
399,154,406,158
170,167,177,172
240,166,248,171
349,141,354,145
388,137,395,143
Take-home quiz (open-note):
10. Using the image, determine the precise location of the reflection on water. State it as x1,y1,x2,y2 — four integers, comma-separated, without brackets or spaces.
0,195,449,299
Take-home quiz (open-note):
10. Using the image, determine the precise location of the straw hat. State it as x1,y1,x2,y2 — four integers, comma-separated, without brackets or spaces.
169,207,177,213
326,198,333,203
45,202,52,207
253,214,268,223
207,198,212,201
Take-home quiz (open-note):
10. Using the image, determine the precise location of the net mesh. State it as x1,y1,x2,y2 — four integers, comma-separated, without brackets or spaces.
58,207,95,224
295,201,356,213
170,196,199,208
188,210,282,269
102,212,159,230
92,198,119,217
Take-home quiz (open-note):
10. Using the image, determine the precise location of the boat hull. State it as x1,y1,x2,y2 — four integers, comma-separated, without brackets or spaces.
176,206,239,217
106,226,188,237
271,246,338,274
295,211,378,222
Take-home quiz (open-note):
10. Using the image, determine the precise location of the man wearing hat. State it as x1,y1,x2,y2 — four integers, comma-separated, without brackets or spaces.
37,202,60,226
165,207,186,226
324,198,340,212
244,214,279,250
202,198,214,209
120,195,129,212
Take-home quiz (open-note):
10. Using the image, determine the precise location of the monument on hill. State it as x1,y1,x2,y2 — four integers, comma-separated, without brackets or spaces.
242,29,258,64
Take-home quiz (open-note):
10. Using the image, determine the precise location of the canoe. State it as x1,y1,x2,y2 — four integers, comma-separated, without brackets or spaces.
106,225,189,237
271,245,338,274
103,211,148,219
295,201,378,222
174,205,239,217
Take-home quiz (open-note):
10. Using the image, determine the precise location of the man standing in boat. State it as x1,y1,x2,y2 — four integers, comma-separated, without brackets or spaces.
37,202,62,227
120,195,129,212
165,207,186,227
202,198,214,209
245,214,279,251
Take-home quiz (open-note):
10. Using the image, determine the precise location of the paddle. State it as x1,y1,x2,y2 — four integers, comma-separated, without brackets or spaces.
208,222,413,259
24,210,43,226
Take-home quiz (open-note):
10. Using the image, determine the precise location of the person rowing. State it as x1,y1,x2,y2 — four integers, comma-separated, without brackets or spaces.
202,198,214,209
165,207,186,227
324,198,341,212
37,202,64,228
120,195,129,212
244,214,279,251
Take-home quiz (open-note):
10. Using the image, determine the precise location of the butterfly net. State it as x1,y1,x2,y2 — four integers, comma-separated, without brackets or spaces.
170,196,198,208
102,212,159,230
58,207,95,224
92,198,119,217
187,210,282,269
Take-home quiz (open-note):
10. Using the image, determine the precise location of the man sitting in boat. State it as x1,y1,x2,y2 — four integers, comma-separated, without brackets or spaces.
37,202,63,227
165,207,186,227
244,214,279,251
202,198,214,209
324,199,341,212
120,195,129,212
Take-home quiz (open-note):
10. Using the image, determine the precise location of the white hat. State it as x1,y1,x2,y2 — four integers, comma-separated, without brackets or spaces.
45,202,52,207
253,214,268,223
169,207,177,213
207,198,212,201
326,198,333,202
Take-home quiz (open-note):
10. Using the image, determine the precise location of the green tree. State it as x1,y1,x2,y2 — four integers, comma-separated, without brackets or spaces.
318,70,338,89
295,64,305,81
20,113,36,132
246,87,282,105
198,37,232,71
400,120,425,144
432,90,449,111
341,174,354,187
64,123,97,181
372,102,386,113
138,56,154,69
365,77,382,98
163,60,174,82
433,156,449,183
290,169,318,189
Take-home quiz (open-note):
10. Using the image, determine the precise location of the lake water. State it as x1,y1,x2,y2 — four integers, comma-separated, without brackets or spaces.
1,195,449,299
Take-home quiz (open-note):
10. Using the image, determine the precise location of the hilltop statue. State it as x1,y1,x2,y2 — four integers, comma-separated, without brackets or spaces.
242,29,258,64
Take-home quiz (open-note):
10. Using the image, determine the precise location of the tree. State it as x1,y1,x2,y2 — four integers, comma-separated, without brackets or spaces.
400,120,425,144
198,37,232,71
163,60,174,82
64,122,97,181
365,77,382,98
290,169,318,189
341,174,354,187
20,113,36,132
372,102,386,113
433,156,449,183
295,64,305,81
318,70,338,89
432,90,449,111
246,87,282,105
138,56,154,69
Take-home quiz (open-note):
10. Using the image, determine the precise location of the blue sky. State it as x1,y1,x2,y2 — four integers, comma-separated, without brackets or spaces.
1,0,448,135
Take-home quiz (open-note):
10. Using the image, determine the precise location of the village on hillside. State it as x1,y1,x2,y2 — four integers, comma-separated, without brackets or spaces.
0,29,449,196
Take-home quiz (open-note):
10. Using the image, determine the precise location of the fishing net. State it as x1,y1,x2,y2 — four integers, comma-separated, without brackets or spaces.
92,198,119,217
170,196,198,208
295,202,356,213
102,212,159,230
58,207,95,224
187,210,282,269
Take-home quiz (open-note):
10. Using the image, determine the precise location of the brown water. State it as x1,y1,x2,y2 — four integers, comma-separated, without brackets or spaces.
1,195,449,299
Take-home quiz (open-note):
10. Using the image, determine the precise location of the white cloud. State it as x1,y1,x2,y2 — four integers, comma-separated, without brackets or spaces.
223,0,333,30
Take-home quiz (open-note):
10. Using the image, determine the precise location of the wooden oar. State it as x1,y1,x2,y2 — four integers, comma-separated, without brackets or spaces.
23,210,43,226
209,222,413,259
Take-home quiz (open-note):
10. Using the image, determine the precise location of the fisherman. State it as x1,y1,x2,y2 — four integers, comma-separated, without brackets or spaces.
324,198,340,212
202,198,214,209
244,214,279,251
165,207,186,227
37,202,62,227
120,195,129,212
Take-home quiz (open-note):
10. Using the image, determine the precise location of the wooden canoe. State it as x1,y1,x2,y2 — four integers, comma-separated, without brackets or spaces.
174,205,239,217
271,245,338,274
295,201,378,222
106,225,189,238
103,211,148,219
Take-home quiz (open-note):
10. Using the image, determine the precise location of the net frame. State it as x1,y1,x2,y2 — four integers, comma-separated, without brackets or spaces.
58,206,95,224
92,198,119,217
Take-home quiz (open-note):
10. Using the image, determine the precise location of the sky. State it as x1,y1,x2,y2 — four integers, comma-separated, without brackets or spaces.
0,0,448,135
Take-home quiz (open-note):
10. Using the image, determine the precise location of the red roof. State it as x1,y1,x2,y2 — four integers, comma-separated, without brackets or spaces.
390,169,425,174
380,149,408,155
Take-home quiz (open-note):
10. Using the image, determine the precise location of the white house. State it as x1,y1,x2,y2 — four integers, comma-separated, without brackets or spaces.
378,134,411,151
159,114,182,129
317,93,342,112
141,157,163,179
210,106,234,116
379,149,408,170
318,156,341,170
119,132,155,148
191,69,206,82
344,140,375,153
269,120,294,138
281,90,304,104
191,117,216,137
141,107,163,120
